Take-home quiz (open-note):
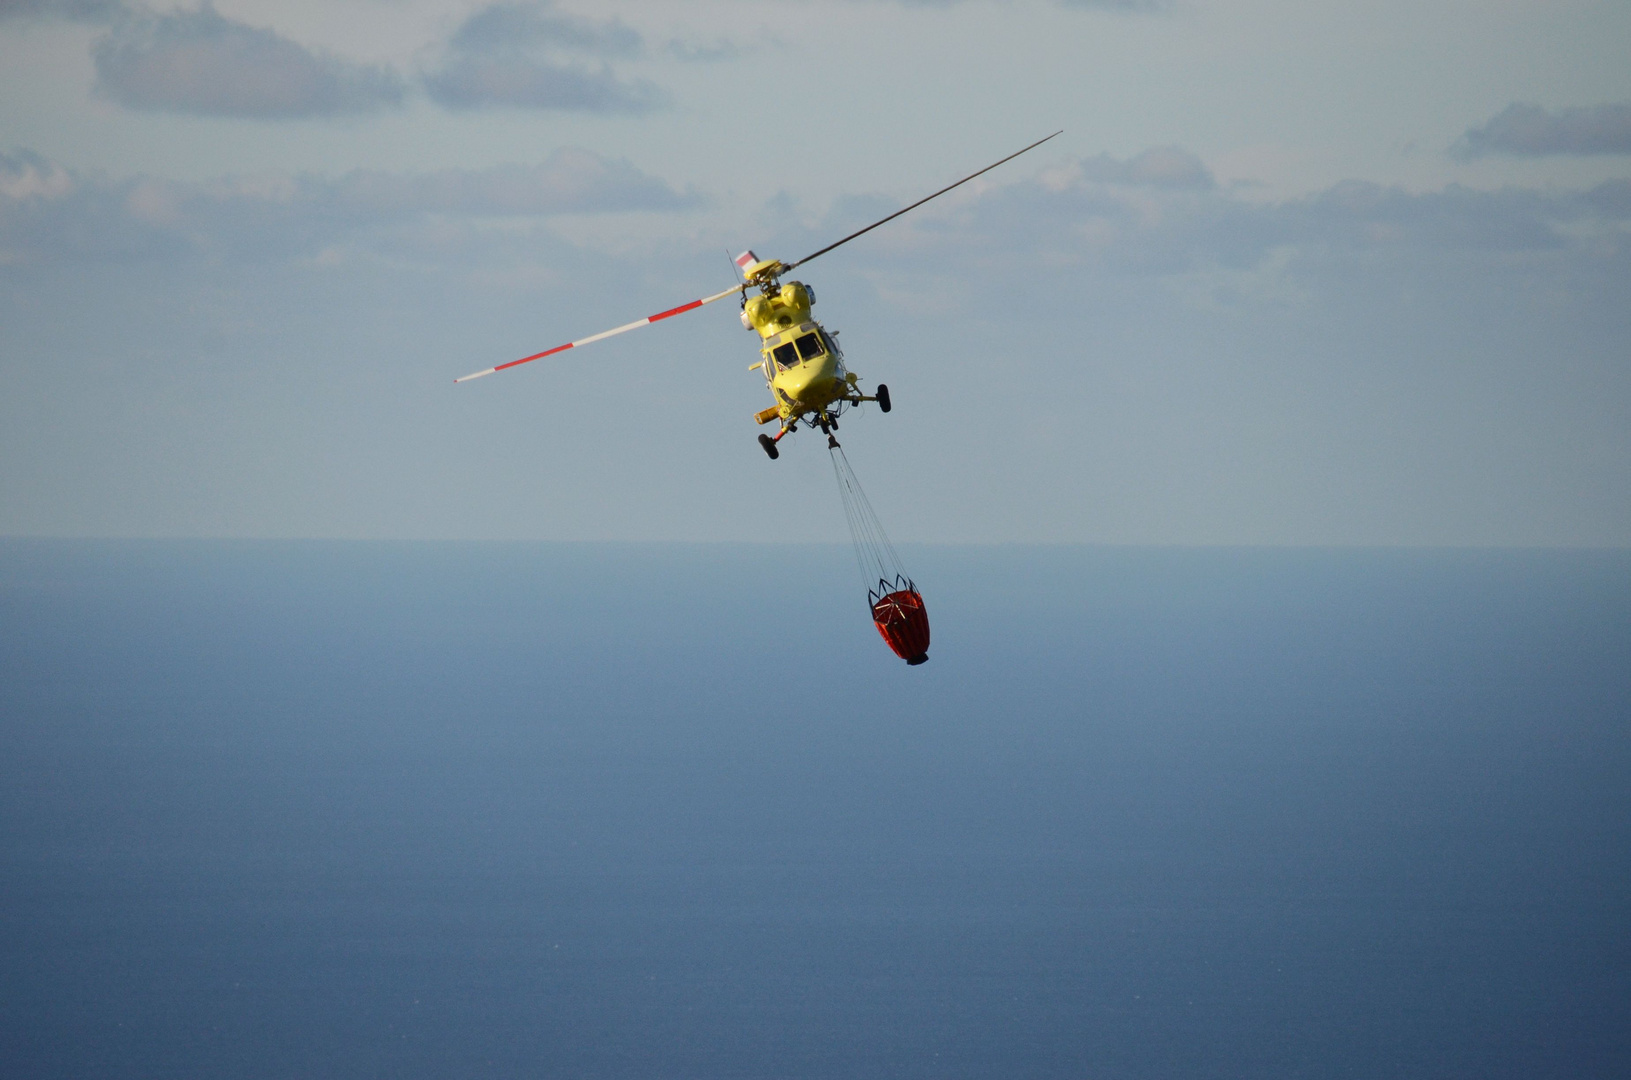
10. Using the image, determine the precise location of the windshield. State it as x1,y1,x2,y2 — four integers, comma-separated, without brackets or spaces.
772,343,798,368
795,333,825,360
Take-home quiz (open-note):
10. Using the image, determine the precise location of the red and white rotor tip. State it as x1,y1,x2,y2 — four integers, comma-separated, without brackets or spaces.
453,283,745,383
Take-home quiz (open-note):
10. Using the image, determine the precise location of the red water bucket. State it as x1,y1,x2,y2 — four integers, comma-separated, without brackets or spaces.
871,586,930,665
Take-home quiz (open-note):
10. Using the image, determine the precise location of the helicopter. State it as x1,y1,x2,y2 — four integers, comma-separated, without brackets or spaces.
455,131,1061,461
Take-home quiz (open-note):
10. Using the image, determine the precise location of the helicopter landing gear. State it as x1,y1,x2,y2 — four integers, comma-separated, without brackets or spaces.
758,433,779,460
876,384,891,413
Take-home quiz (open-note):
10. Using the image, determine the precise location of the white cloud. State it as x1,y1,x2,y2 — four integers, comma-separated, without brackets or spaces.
1056,0,1171,11
879,0,1171,10
814,152,1630,284
0,0,120,21
663,37,742,64
322,150,700,217
92,4,405,119
1454,102,1631,159
15,0,665,119
446,2,640,58
0,148,700,264
0,148,72,200
422,56,661,113
1047,147,1215,191
422,1,663,113
7,144,1625,288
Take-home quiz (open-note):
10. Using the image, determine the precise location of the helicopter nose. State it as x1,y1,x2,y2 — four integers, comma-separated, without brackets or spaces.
785,353,840,400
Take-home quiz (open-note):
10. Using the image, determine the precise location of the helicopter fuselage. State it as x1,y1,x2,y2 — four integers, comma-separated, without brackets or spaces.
741,276,867,430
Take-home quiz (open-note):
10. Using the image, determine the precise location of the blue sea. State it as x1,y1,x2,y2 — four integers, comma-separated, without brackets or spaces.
2,541,1627,1079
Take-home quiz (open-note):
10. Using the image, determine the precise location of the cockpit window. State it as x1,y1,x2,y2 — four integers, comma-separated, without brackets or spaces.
795,333,825,360
772,342,798,368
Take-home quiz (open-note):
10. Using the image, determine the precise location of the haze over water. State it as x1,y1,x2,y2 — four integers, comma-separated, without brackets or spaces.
2,541,1627,1078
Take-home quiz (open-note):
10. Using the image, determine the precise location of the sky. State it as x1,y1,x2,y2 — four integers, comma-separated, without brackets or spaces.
1,0,1628,544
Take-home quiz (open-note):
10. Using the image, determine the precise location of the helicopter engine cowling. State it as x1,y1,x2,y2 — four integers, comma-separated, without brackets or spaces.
743,282,815,337
779,282,811,310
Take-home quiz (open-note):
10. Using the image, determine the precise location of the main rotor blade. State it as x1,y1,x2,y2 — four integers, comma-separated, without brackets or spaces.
454,282,747,383
785,131,1062,272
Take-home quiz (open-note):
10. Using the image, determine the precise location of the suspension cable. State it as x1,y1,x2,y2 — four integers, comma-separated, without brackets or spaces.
829,442,909,597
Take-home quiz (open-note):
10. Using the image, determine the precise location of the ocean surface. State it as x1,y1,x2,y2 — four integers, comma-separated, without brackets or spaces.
1,541,1627,1079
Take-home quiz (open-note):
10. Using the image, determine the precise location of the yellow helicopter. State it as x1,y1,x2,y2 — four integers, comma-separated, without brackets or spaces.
455,132,1061,459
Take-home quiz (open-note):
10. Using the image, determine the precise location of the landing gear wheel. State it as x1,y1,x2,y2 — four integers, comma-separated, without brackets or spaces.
876,384,892,413
758,433,780,460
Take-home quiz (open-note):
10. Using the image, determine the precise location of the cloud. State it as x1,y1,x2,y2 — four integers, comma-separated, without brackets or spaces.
664,38,742,64
422,1,662,113
1057,0,1172,11
781,150,1629,290
0,148,699,265
8,142,1627,289
17,1,659,117
886,0,1171,9
322,150,699,217
446,1,639,57
0,0,120,21
1054,146,1215,190
1454,102,1631,159
92,4,404,118
1582,178,1631,219
0,148,73,200
423,57,661,113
